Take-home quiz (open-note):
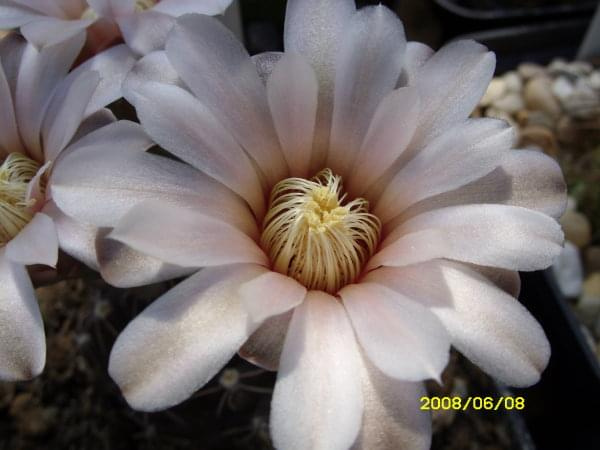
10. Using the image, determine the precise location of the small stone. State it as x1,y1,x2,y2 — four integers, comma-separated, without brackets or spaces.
552,76,575,102
566,196,577,212
548,58,569,75
576,273,600,325
518,62,545,80
568,61,593,76
492,92,524,114
502,70,522,92
588,71,600,90
524,77,562,118
560,210,592,248
515,109,555,128
585,247,600,273
519,125,559,156
480,78,507,107
556,115,600,145
551,241,584,298
562,79,600,119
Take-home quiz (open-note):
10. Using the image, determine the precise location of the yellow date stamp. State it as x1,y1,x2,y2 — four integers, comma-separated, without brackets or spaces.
420,396,525,411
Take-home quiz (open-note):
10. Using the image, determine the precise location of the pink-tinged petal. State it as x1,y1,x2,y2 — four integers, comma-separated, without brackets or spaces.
0,54,25,154
238,272,306,327
252,51,282,84
21,17,92,48
108,200,267,268
0,250,45,381
15,32,85,161
9,0,64,17
65,44,137,117
284,0,355,173
25,160,51,210
50,130,258,238
43,201,99,270
371,204,564,272
122,50,183,98
96,229,196,288
340,282,449,381
5,212,58,267
117,10,174,55
399,149,568,223
127,81,265,218
328,5,406,177
87,0,134,17
0,4,41,28
109,263,265,411
354,357,431,450
267,53,317,178
467,264,521,298
398,41,433,86
42,70,100,161
238,310,292,371
0,33,26,95
347,87,419,197
410,40,495,148
375,118,515,223
71,107,116,142
271,291,363,450
166,15,287,186
367,260,550,387
152,0,232,16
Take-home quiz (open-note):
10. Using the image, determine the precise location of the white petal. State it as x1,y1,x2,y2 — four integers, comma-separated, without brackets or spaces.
42,69,100,161
127,81,265,217
43,201,99,270
122,50,183,99
0,250,45,381
8,0,63,16
327,5,406,177
0,52,25,154
375,118,516,222
108,263,266,411
410,40,495,148
166,14,287,186
354,357,431,450
370,204,564,271
252,51,282,84
238,311,292,371
267,53,317,178
71,107,116,142
0,33,26,98
21,17,92,48
15,32,85,160
87,0,134,17
0,4,41,28
398,41,433,86
400,149,568,222
65,44,137,117
367,260,551,387
152,0,232,16
117,10,174,55
238,272,306,327
271,291,363,450
346,87,419,197
109,200,267,268
284,0,355,173
340,282,449,381
6,213,58,267
96,229,196,288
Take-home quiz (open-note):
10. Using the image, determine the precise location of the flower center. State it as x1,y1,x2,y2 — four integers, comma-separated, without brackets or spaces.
261,169,381,294
0,153,41,247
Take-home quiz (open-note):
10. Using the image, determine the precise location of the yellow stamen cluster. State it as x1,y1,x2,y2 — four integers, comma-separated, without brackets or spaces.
0,153,40,246
261,169,381,294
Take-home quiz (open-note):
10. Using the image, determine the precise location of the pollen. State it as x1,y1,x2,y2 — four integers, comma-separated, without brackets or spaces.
261,169,381,294
0,153,41,246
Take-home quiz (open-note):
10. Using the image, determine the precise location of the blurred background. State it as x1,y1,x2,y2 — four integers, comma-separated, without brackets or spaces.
1,1,600,449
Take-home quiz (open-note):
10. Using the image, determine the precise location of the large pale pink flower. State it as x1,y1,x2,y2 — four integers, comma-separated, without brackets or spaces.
51,1,567,447
0,32,135,381
0,0,233,54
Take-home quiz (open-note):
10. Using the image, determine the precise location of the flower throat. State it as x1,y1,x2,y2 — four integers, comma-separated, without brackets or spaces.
261,169,381,294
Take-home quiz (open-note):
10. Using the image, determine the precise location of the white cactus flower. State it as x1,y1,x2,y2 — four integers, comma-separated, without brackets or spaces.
51,0,567,448
0,32,135,381
0,0,233,54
